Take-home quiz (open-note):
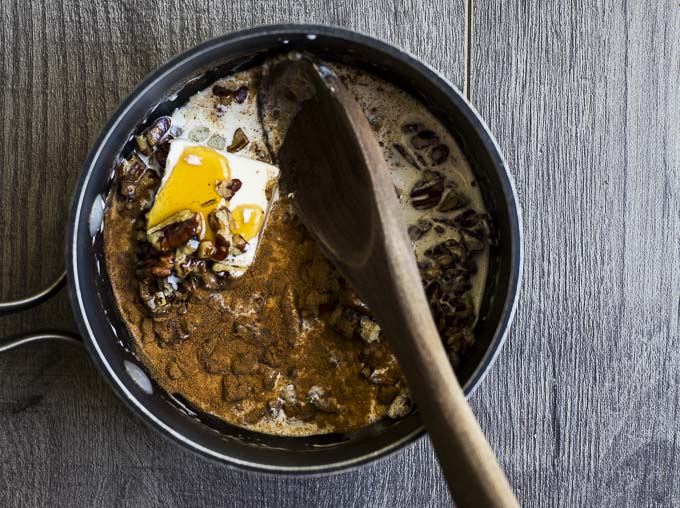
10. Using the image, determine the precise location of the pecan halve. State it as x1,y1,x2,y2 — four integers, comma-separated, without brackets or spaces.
147,210,203,252
410,170,444,210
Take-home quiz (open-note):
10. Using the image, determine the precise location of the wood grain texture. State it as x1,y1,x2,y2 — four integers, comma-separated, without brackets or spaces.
0,0,465,506
471,1,680,506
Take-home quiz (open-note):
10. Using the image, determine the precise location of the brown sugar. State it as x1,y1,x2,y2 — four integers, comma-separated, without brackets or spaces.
105,192,407,435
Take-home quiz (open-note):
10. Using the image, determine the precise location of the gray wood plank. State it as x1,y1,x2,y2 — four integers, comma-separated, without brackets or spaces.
0,0,465,506
471,1,680,506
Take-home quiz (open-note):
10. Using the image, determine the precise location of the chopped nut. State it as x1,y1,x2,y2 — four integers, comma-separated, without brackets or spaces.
234,85,249,103
145,116,171,148
212,84,248,105
387,394,413,419
208,206,231,231
212,84,232,97
307,386,340,413
408,225,422,242
197,240,216,259
227,128,249,152
231,234,248,255
147,210,203,252
267,399,282,418
408,219,433,242
175,256,206,278
460,229,485,252
213,229,231,261
438,188,470,212
215,179,243,200
359,317,381,343
410,170,444,210
430,144,450,165
139,253,175,279
211,262,231,273
176,237,199,256
279,384,297,406
152,140,171,167
116,154,148,198
368,367,394,385
135,134,151,156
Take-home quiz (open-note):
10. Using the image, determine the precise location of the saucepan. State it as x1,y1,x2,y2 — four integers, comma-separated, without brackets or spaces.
0,24,522,474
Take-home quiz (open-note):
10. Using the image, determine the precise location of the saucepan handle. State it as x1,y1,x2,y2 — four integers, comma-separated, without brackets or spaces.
0,270,82,352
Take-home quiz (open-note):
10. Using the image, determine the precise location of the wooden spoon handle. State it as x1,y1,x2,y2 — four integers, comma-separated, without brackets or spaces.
380,311,519,508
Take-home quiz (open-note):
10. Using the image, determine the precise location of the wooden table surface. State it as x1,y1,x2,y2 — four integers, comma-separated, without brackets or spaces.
1,1,678,506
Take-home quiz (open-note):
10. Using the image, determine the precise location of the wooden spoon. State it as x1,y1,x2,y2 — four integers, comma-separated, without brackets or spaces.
278,60,519,507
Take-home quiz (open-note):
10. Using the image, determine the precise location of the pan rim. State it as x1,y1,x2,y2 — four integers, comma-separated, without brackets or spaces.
66,23,522,475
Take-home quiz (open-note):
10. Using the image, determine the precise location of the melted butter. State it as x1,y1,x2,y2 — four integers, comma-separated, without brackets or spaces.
231,204,265,240
147,145,230,241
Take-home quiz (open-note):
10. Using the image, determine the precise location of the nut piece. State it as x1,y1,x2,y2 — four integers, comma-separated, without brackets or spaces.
175,256,207,278
437,188,470,212
208,206,231,231
359,317,381,343
215,179,243,200
152,140,171,167
197,240,216,259
387,394,413,419
212,84,232,97
147,210,203,252
460,229,485,252
116,154,148,198
233,85,249,104
135,134,151,156
211,262,230,273
145,116,171,148
212,84,248,105
213,229,232,261
410,170,444,210
231,234,248,255
227,128,249,153
176,237,199,256
430,144,450,165
307,386,340,413
279,384,297,406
